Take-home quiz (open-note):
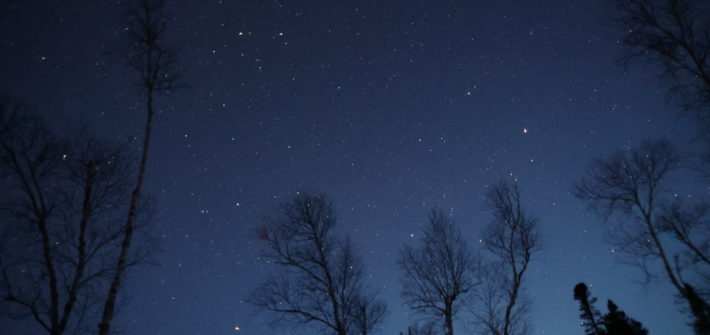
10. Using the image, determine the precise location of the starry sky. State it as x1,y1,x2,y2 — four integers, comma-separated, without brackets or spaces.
0,0,703,334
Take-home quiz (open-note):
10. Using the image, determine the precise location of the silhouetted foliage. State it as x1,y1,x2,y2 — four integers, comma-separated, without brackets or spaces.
398,209,478,335
473,181,540,335
250,192,387,335
574,139,709,331
574,283,605,335
98,0,183,334
604,300,648,335
0,103,153,335
573,283,649,335
684,284,710,335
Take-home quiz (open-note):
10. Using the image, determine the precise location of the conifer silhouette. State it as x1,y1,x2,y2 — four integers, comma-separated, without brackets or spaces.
573,283,650,335
603,300,648,335
574,283,604,335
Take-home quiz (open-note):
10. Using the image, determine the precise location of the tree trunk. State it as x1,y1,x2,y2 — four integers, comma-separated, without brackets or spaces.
503,279,520,335
58,161,94,334
98,88,154,335
582,298,603,335
444,299,454,335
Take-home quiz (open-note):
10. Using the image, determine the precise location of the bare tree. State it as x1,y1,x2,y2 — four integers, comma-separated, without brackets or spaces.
250,192,387,335
353,292,387,335
398,209,478,335
98,0,182,334
610,0,710,171
0,104,149,335
606,3,710,331
574,139,709,331
612,0,710,119
399,322,438,335
473,181,539,335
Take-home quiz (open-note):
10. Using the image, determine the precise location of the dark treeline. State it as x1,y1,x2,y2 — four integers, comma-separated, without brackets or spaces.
4,110,707,335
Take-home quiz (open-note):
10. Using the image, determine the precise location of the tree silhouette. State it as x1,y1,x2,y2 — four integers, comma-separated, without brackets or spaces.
398,209,478,335
250,192,386,335
604,300,648,335
684,284,710,335
607,2,710,331
353,292,388,335
574,139,709,331
473,181,540,335
0,104,152,335
610,0,710,174
573,283,649,335
98,0,183,334
574,283,605,335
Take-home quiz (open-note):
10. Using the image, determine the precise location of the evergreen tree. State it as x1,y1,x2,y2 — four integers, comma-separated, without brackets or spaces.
574,283,605,335
573,283,651,335
603,300,648,335
684,284,710,335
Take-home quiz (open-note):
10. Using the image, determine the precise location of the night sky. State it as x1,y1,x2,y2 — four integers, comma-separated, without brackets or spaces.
0,0,702,334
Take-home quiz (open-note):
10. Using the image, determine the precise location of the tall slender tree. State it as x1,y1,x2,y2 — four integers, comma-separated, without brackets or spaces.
98,0,182,334
473,181,540,335
607,2,710,332
573,283,605,335
398,209,478,335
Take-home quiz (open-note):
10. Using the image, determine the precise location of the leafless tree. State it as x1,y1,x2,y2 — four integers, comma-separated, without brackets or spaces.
610,0,710,171
98,0,182,334
400,322,438,335
574,139,709,331
353,292,388,335
398,209,478,335
0,104,151,335
472,181,539,335
250,192,387,335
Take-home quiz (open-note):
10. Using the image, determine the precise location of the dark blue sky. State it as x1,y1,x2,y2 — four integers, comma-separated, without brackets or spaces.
0,0,702,334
